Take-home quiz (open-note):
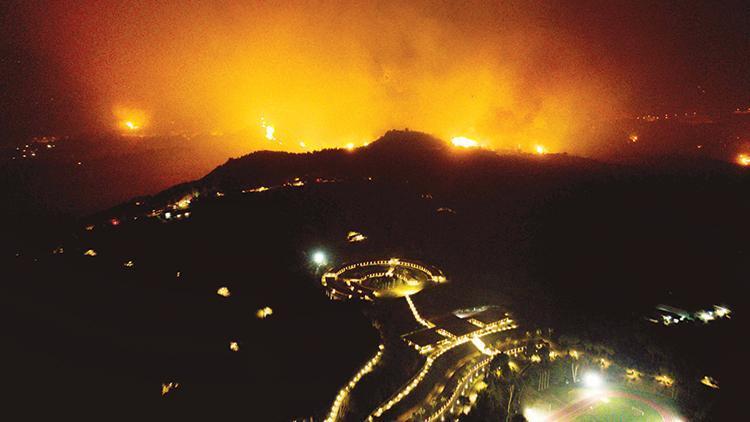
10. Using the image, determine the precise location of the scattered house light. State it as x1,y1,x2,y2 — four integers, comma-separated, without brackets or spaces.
700,375,719,389
52,246,64,254
660,314,679,325
123,260,135,268
713,305,731,318
161,382,179,396
217,287,231,297
696,310,715,323
229,341,240,352
256,307,273,319
346,231,367,242
625,368,642,382
243,186,270,193
285,178,305,187
110,218,121,226
436,207,456,214
314,177,338,184
175,196,192,210
655,374,674,387
83,249,97,257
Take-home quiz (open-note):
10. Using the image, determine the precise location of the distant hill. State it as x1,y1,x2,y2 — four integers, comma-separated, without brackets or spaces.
145,130,604,202
102,128,749,231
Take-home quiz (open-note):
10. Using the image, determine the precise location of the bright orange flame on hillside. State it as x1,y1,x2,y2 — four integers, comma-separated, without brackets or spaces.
27,2,624,154
451,136,479,148
534,145,547,155
113,106,147,133
265,125,275,141
259,117,277,141
736,154,750,166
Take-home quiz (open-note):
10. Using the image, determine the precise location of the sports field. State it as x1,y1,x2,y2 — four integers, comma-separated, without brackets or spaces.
524,387,683,422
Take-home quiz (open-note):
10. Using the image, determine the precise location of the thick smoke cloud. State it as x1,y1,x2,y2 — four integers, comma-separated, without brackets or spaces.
5,1,748,154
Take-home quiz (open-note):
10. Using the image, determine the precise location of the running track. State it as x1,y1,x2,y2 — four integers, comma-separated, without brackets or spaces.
545,390,679,421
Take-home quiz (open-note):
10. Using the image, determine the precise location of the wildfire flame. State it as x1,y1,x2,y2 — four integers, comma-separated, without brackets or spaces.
260,117,276,141
113,106,147,133
451,136,479,148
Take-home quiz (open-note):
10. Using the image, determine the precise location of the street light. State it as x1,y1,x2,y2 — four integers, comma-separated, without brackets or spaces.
312,250,327,266
582,372,604,389
524,407,548,422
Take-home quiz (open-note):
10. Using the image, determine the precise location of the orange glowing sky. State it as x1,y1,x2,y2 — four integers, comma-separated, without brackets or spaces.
7,1,748,155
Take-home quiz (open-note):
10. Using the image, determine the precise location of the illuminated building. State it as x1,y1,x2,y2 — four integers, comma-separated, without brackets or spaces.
321,258,446,301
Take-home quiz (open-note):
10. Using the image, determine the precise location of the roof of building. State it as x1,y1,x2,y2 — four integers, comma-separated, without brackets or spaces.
470,307,510,325
402,327,447,347
432,314,480,337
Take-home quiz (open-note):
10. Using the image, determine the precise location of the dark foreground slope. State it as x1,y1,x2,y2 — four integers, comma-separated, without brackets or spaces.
3,130,745,419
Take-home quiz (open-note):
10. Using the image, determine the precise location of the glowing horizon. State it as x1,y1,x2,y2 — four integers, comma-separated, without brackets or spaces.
13,2,629,157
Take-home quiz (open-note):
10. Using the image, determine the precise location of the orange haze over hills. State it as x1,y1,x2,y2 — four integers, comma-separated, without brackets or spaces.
12,1,627,156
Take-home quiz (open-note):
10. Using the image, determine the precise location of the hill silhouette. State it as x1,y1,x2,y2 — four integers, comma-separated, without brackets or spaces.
139,130,606,210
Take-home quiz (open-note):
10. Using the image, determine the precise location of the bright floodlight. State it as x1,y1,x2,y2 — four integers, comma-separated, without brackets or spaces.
582,372,604,389
312,251,327,266
524,407,548,422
